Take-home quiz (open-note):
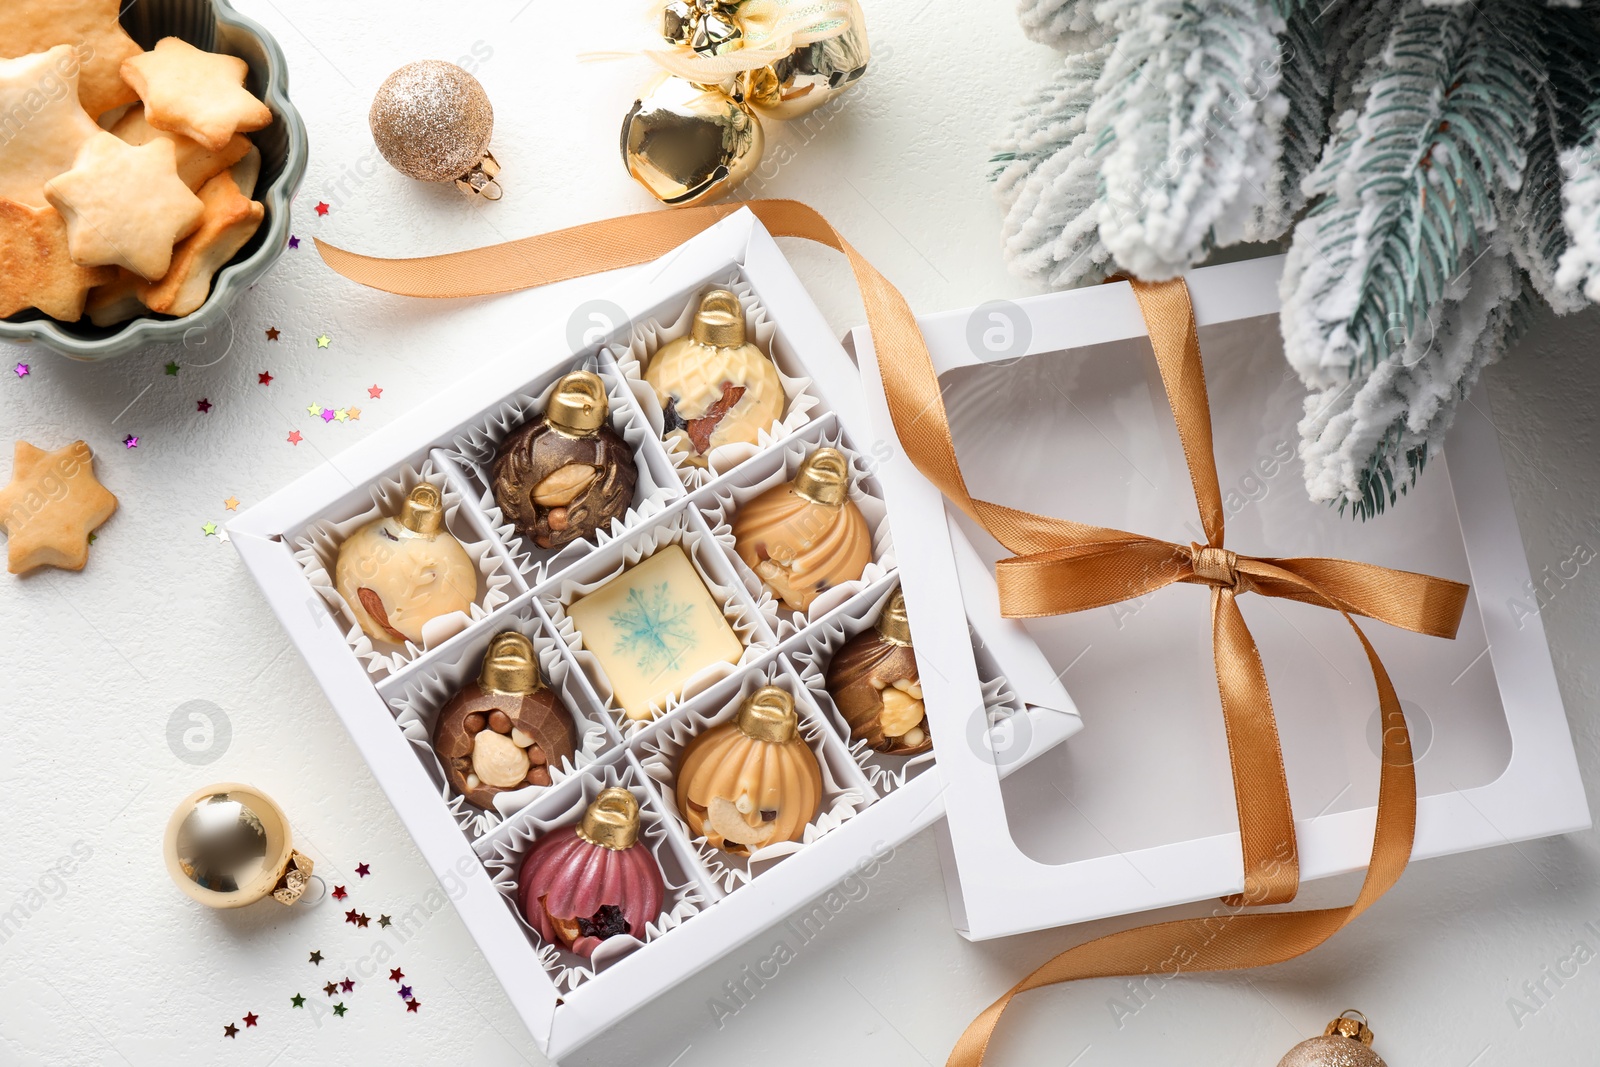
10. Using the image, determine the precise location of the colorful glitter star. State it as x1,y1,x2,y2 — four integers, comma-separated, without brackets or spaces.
225,496,240,511
265,327,280,341
340,978,355,993
243,1013,258,1028
164,361,179,376
201,522,218,537
344,908,358,924
287,430,302,445
356,863,371,878
258,371,274,385
13,362,28,378
309,950,323,965
122,434,138,449
291,994,305,1008
196,398,212,413
356,913,370,928
332,885,347,901
321,408,336,423
306,403,321,416
315,202,329,216
397,986,412,1000
316,334,331,349
332,1003,347,1017
347,408,362,421
388,969,404,983
368,384,383,399
335,408,349,423
323,982,338,997
288,235,300,249
405,999,420,1013
377,914,390,928
223,1023,238,1039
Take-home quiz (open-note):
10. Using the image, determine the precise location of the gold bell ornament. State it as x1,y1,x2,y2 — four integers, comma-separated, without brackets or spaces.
621,0,870,204
163,783,316,908
1277,1011,1387,1067
370,60,503,199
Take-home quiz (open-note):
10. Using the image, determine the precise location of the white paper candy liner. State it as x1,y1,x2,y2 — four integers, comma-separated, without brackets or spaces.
479,758,706,992
637,664,869,894
443,359,682,584
290,458,516,677
387,605,614,841
608,269,822,491
540,509,779,739
695,424,898,641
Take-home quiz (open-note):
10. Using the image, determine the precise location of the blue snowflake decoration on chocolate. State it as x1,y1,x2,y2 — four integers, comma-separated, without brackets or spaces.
611,581,697,673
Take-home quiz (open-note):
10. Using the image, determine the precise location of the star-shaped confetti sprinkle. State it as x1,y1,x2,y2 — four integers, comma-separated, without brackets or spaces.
388,969,404,983
258,371,273,385
368,384,383,399
165,361,179,376
335,408,350,423
323,982,338,997
243,1013,258,1028
288,235,300,249
291,994,305,1008
315,202,329,216
122,434,138,449
316,334,331,349
13,362,28,378
305,403,319,416
344,908,359,924
201,522,218,537
332,885,347,901
340,978,355,993
356,863,371,878
265,326,280,341
196,398,212,413
356,913,370,928
321,408,335,423
225,496,240,511
405,999,420,1013
287,430,302,445
309,950,323,965
332,1003,347,1018
377,914,391,928
223,1023,238,1039
397,986,412,1000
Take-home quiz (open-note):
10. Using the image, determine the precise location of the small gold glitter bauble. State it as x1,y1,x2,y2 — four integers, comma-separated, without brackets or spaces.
369,60,502,199
1278,1012,1387,1067
163,783,314,908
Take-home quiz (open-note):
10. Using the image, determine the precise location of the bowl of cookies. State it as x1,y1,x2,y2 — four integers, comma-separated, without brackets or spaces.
0,0,307,361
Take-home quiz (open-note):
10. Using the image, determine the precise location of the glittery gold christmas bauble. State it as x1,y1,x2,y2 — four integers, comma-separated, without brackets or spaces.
621,72,763,206
1278,1012,1387,1067
163,783,314,908
370,60,502,199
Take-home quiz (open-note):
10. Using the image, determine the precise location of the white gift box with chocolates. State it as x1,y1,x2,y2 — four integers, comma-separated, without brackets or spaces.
229,209,1082,1060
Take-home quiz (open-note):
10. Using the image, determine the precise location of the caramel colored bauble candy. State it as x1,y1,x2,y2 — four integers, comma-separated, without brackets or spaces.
732,447,871,611
824,589,928,755
741,0,871,121
621,72,763,206
491,371,639,549
334,483,477,647
676,687,822,854
1277,1012,1387,1067
644,289,784,467
432,632,578,809
369,60,502,199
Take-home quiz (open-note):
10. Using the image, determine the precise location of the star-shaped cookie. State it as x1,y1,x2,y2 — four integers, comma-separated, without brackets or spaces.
111,106,252,191
121,38,271,153
0,2,142,116
0,440,118,574
0,47,101,208
138,171,263,317
0,198,114,321
45,131,204,281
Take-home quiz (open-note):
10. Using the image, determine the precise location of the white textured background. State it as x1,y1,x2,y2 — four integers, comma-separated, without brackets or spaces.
2,0,1597,1064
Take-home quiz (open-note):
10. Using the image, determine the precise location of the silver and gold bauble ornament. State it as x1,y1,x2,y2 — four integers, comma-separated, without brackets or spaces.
621,72,764,206
1278,1012,1387,1067
163,783,315,908
370,60,503,199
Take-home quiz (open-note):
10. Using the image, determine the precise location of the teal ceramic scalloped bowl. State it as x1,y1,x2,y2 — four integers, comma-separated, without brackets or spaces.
0,0,308,361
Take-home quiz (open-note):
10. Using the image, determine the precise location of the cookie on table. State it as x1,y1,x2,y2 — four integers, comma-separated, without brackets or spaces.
121,39,272,153
44,132,205,282
0,440,118,575
111,106,253,191
0,47,101,209
0,0,142,116
138,171,263,317
0,198,115,322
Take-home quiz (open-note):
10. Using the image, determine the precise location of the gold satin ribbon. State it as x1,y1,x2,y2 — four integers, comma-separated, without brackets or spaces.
314,199,1470,1066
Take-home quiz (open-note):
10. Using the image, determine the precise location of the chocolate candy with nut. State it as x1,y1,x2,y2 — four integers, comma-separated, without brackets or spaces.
433,631,578,809
824,589,929,755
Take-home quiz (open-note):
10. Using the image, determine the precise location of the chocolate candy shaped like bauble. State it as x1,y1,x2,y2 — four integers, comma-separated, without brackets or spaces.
731,447,871,611
518,787,666,958
676,686,823,854
432,632,579,809
644,288,784,468
334,483,477,647
370,60,503,199
491,371,639,549
824,589,928,755
1278,1012,1387,1067
164,783,314,908
621,72,763,206
741,0,871,121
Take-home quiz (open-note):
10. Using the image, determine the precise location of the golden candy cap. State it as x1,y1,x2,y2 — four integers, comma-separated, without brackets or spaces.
546,371,609,437
479,631,543,695
690,289,747,348
736,685,800,743
578,787,642,850
792,447,851,508
398,483,446,536
875,588,913,646
1323,1011,1376,1047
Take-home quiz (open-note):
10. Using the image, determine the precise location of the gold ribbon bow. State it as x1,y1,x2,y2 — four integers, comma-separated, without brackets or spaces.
313,199,1469,1066
646,0,857,81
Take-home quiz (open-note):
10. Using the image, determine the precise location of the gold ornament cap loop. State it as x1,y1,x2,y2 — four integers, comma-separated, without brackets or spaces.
690,289,747,348
1324,1010,1376,1046
793,447,851,507
874,588,913,646
479,631,543,695
272,850,315,905
398,483,447,536
578,787,642,850
736,685,800,743
546,371,610,437
455,150,503,200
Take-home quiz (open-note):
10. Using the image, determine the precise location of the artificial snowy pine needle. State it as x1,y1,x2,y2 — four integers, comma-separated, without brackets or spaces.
1246,0,1335,241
